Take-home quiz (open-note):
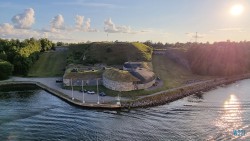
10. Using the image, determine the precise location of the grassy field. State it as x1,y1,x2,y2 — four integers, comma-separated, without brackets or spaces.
28,51,67,77
67,42,153,65
152,54,212,90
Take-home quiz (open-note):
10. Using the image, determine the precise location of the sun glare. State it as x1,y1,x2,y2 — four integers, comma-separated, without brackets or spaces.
230,4,244,16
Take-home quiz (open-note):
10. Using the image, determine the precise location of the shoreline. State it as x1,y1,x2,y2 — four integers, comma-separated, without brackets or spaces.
121,73,250,108
1,73,250,109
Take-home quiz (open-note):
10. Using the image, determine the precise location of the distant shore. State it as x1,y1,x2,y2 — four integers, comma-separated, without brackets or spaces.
121,73,250,108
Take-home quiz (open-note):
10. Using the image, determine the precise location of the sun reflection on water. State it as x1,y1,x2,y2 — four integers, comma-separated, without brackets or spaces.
215,94,243,138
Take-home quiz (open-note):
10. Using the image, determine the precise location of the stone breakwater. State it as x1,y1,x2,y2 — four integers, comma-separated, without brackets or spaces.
122,74,250,108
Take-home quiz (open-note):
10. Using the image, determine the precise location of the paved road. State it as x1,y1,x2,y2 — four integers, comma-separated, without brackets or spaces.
5,77,120,104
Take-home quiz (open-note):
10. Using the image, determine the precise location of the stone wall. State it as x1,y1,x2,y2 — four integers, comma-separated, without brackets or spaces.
63,78,102,86
103,76,135,91
137,79,156,89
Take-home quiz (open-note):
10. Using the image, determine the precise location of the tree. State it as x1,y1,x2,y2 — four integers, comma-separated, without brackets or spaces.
40,38,53,51
0,51,7,60
56,42,64,46
0,60,14,80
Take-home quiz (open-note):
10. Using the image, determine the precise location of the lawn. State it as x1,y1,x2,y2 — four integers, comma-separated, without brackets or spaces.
151,54,211,90
28,51,67,77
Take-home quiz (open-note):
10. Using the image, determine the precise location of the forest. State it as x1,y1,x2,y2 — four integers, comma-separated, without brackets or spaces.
0,38,55,79
145,40,250,76
187,41,250,76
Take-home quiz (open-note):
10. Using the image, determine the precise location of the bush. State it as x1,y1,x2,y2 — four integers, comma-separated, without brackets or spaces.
0,60,14,80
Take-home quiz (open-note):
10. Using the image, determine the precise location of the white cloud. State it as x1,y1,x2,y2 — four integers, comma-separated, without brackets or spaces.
51,14,64,31
75,15,84,29
104,18,134,34
74,16,97,32
0,23,14,34
11,8,35,29
84,18,91,30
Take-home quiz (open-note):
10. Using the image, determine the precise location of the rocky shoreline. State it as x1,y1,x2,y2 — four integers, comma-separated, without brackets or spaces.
122,73,250,108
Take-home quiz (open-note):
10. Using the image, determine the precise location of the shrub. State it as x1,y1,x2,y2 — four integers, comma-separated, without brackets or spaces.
0,60,14,80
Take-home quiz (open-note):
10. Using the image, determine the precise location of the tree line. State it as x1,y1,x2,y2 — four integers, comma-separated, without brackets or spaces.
0,38,55,80
144,40,250,76
187,41,250,76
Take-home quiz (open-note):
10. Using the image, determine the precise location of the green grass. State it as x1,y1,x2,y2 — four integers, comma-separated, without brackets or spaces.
28,51,67,77
67,42,153,65
132,42,153,60
152,54,212,90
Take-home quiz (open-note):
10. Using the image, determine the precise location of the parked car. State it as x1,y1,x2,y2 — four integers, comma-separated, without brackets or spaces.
99,92,106,97
87,91,95,94
79,89,87,93
56,79,63,83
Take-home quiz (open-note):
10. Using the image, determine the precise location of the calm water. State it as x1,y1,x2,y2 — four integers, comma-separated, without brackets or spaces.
1,80,250,141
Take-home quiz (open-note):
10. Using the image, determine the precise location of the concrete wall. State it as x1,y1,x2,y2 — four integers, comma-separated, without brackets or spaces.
103,76,135,91
137,79,156,89
123,67,132,71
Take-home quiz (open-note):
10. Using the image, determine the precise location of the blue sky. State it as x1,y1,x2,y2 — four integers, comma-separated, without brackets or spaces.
0,0,250,43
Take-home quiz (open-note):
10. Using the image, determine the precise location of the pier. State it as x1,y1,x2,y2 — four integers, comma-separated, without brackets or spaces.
0,78,121,109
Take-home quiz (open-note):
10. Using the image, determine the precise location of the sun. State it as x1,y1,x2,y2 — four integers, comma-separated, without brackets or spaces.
230,4,244,16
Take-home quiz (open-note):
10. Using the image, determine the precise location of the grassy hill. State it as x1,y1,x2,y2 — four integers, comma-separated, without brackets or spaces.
28,51,67,77
152,49,213,89
67,42,153,65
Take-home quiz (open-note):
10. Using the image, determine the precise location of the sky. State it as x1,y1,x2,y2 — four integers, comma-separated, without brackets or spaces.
0,0,250,43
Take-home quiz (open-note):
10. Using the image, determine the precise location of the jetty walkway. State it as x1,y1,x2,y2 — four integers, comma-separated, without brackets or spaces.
0,77,121,109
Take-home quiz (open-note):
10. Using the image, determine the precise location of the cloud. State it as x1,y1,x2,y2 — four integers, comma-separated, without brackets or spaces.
84,18,98,32
51,14,64,30
85,18,91,30
11,8,35,29
104,18,134,33
74,16,97,32
0,23,14,34
75,15,84,29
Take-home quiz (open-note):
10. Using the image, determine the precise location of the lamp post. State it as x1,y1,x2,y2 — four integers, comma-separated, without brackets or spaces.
117,91,121,106
82,80,85,103
71,78,74,100
97,79,100,104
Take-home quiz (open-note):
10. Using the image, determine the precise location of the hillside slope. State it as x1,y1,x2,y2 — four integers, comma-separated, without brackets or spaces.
28,51,67,77
67,42,153,65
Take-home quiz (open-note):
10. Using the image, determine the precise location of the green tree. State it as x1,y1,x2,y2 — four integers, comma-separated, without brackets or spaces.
0,60,14,80
40,38,53,51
